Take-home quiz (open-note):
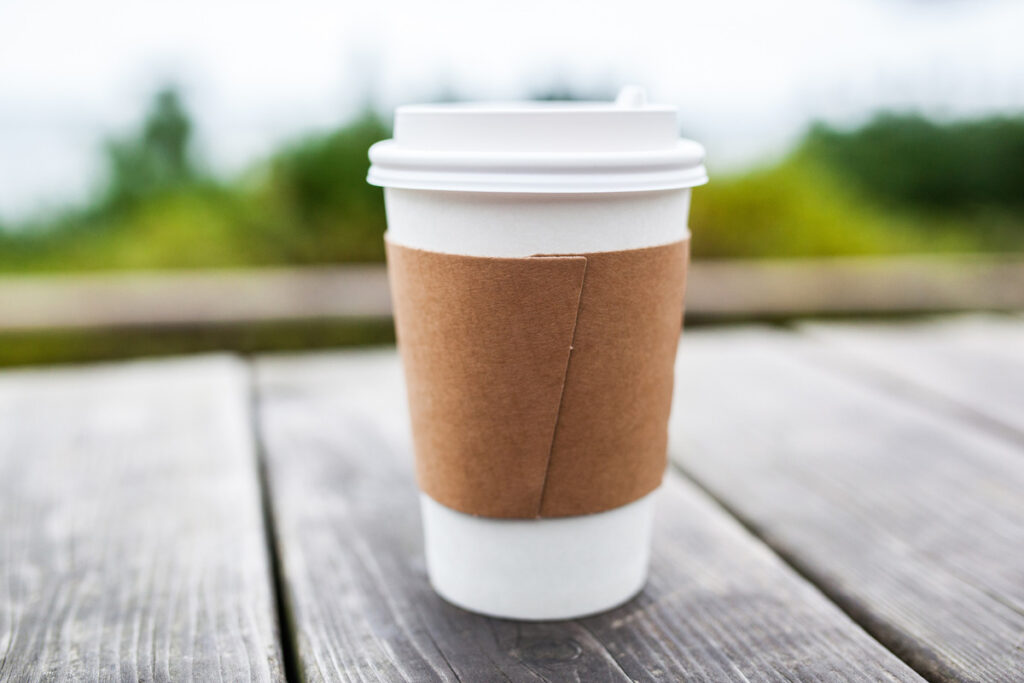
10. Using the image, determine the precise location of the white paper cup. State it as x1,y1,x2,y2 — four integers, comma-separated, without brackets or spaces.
369,87,706,620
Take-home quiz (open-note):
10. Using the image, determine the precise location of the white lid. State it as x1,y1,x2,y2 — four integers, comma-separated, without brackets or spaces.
367,86,707,193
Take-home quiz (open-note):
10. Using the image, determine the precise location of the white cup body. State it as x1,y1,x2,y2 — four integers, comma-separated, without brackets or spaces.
385,186,692,620
385,187,691,256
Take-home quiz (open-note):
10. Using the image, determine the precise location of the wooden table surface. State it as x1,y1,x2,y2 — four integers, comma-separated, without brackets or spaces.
2,315,1022,682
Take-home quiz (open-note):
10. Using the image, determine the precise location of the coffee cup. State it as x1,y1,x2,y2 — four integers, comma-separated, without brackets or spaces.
368,86,707,620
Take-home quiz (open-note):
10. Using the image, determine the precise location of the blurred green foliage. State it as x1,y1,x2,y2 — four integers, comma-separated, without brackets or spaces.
0,89,1021,273
253,109,389,263
0,94,390,271
103,87,197,208
688,155,972,259
805,114,1024,210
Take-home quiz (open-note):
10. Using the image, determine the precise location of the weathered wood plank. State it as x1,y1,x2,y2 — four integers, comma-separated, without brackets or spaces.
4,254,1024,334
0,266,392,331
685,254,1024,319
801,315,1024,439
0,356,283,681
668,327,1024,681
255,350,921,682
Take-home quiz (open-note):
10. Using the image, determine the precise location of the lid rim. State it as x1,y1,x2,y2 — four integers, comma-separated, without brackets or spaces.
368,138,707,193
367,167,709,194
369,139,704,166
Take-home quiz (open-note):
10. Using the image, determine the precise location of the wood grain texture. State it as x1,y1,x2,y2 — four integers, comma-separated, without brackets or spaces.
0,356,283,681
801,315,1024,439
669,326,1024,682
255,349,920,682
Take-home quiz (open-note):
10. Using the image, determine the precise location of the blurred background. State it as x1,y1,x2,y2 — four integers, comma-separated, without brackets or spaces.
2,0,1023,365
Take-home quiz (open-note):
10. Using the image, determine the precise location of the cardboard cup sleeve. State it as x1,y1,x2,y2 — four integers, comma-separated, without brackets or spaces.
386,237,689,519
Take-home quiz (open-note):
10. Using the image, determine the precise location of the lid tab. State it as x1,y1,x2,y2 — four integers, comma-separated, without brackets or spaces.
615,85,648,108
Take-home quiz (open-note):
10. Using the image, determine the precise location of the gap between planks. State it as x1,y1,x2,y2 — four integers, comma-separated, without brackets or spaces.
247,364,305,683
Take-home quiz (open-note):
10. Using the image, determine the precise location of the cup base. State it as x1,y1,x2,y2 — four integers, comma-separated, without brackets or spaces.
420,491,656,621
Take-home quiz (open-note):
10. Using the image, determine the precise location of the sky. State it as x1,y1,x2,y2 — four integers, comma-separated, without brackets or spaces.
1,0,1023,221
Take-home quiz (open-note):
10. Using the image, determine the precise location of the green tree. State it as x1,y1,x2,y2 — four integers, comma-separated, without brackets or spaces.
103,86,197,208
255,108,390,262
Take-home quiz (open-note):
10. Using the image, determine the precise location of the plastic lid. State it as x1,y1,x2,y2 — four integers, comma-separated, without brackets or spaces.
367,86,707,193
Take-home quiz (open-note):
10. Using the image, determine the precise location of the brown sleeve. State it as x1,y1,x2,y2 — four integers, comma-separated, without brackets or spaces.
386,238,688,519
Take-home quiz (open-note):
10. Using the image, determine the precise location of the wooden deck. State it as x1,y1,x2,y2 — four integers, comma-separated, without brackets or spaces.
2,315,1022,681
